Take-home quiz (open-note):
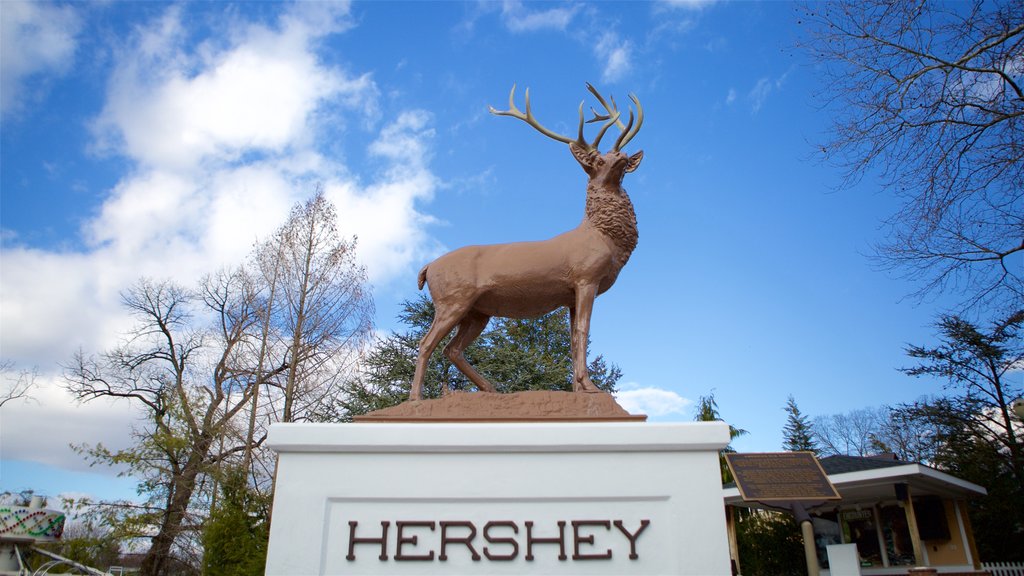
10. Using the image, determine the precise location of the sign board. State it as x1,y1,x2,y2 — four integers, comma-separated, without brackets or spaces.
725,452,840,502
266,422,733,575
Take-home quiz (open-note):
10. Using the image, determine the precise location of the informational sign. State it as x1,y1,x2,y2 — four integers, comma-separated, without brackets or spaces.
725,452,840,502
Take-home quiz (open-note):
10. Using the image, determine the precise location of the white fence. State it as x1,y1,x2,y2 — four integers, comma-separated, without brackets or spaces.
984,561,1024,576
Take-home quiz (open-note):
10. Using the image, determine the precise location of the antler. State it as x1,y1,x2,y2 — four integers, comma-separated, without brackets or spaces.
584,83,643,152
489,84,621,151
613,93,643,151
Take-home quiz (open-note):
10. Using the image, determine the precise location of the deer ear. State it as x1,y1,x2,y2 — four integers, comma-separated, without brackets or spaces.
569,142,595,172
625,150,644,173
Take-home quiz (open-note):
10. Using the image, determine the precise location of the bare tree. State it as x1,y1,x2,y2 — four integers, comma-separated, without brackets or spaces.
869,406,941,464
0,360,37,408
813,403,944,463
813,407,885,457
65,274,273,575
258,189,374,424
62,192,373,574
801,0,1023,310
239,261,280,479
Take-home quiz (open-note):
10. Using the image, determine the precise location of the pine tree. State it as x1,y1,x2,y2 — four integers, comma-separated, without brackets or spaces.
202,466,269,576
694,392,747,483
782,395,818,453
337,295,621,418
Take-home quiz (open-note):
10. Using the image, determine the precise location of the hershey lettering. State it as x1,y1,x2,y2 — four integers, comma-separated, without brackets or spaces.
346,519,650,562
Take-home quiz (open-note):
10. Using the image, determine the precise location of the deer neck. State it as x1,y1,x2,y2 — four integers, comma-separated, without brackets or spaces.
583,182,638,263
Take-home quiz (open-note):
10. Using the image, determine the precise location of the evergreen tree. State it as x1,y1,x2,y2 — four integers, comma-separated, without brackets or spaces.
735,510,804,576
901,311,1024,484
338,295,621,418
201,466,269,576
892,309,1024,561
781,395,818,453
693,392,747,484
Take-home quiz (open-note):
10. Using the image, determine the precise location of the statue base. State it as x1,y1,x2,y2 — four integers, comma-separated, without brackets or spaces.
355,391,646,422
265,417,732,575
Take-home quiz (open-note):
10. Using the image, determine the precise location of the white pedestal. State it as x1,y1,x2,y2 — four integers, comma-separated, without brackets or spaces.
825,544,862,576
266,422,732,575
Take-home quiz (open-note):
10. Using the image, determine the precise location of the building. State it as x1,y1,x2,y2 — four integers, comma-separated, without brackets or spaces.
723,454,987,575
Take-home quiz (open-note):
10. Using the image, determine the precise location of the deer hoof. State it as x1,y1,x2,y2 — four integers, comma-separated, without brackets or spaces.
574,379,602,393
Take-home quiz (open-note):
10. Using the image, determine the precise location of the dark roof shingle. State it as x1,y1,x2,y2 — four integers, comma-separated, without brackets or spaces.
818,454,910,475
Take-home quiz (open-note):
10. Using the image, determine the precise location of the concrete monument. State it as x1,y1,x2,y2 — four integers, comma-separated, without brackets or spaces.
265,86,734,575
265,421,733,575
410,84,644,401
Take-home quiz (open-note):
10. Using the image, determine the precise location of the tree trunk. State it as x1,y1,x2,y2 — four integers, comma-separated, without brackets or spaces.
138,441,209,575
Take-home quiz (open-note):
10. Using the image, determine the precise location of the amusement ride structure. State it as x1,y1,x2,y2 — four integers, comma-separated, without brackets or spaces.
1,496,110,575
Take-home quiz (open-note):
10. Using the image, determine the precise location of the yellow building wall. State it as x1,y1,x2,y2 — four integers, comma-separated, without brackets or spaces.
959,500,982,568
922,499,969,566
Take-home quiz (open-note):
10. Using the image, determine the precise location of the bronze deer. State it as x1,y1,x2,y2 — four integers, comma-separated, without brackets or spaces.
409,84,643,401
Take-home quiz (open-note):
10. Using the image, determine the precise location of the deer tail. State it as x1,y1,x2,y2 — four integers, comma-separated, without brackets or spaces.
417,264,429,290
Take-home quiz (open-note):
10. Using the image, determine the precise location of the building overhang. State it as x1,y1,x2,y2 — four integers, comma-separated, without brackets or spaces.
724,463,986,509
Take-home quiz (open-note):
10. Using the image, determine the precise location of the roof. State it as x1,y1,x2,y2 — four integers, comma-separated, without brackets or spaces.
723,453,987,508
818,454,908,475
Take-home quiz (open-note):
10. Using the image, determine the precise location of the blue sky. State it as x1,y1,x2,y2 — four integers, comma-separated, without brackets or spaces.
1,1,958,503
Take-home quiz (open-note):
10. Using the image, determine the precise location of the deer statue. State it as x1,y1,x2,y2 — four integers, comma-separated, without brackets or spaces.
408,83,643,401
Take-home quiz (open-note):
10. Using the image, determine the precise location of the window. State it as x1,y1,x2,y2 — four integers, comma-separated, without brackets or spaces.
879,505,916,566
812,513,841,569
840,510,883,567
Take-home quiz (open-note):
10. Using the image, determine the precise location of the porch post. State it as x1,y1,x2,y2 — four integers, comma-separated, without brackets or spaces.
726,505,742,575
873,505,890,568
800,519,819,576
902,486,926,566
792,502,820,576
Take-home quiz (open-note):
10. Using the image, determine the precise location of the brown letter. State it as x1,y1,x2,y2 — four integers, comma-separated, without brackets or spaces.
525,520,567,561
483,521,519,561
395,521,436,561
572,520,612,560
346,521,390,561
439,521,481,561
613,519,650,560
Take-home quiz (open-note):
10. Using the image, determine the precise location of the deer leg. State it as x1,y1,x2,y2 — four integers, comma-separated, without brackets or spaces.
571,284,600,393
410,306,466,401
568,305,579,376
443,311,496,393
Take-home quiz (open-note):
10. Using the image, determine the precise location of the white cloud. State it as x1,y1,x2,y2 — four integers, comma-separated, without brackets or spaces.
726,88,737,105
0,1,81,117
279,0,356,38
748,70,791,113
0,249,124,365
657,0,720,10
961,56,1022,103
329,110,442,283
476,2,628,87
501,1,580,33
0,377,140,473
92,4,376,172
614,385,692,418
595,33,633,84
0,4,440,474
749,77,772,113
